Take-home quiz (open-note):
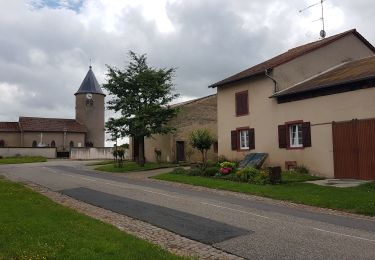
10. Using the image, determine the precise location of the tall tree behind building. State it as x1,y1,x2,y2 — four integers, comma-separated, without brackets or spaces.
103,51,179,166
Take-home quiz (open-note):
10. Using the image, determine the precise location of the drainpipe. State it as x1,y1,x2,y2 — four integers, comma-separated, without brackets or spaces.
265,69,278,93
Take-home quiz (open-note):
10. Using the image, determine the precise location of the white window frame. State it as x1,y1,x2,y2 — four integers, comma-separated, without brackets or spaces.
239,129,249,150
289,124,303,148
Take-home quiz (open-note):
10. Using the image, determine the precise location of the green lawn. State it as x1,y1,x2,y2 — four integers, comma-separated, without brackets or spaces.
0,178,186,260
0,156,46,164
153,172,375,216
86,160,115,166
95,161,177,173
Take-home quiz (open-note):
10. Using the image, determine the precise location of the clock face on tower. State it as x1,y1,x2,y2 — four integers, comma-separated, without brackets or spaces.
85,93,94,106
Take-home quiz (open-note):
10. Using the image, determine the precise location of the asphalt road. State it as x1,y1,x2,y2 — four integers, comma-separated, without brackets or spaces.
1,160,375,259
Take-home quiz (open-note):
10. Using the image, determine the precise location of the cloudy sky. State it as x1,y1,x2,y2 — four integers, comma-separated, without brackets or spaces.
0,0,374,124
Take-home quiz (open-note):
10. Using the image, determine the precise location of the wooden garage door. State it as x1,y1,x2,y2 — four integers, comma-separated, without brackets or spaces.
333,119,375,180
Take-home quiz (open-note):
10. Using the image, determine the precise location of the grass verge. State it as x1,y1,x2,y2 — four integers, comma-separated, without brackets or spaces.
153,172,375,216
86,160,115,166
0,156,46,164
95,161,178,173
0,178,186,259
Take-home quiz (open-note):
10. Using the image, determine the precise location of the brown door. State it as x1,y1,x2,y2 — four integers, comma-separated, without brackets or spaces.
176,141,185,162
333,119,375,180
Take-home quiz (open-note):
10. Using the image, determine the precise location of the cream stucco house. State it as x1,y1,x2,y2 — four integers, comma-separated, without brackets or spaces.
210,29,375,179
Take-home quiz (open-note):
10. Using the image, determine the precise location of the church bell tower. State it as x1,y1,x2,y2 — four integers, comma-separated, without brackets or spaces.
75,66,105,147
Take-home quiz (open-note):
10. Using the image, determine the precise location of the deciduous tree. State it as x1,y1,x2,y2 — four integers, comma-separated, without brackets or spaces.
104,51,179,166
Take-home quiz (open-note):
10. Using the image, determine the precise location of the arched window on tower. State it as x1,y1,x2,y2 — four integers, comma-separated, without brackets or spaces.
0,140,5,147
51,140,56,147
69,141,74,148
32,140,37,147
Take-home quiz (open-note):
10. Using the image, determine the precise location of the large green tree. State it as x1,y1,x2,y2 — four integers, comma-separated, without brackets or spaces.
103,51,179,166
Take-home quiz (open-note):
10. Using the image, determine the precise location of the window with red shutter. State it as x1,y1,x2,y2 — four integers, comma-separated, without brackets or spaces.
231,130,237,150
278,125,287,148
302,122,311,147
279,121,312,149
235,91,248,116
249,128,255,149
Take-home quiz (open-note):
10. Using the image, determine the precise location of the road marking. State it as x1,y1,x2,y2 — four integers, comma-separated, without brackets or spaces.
200,201,271,220
313,228,375,243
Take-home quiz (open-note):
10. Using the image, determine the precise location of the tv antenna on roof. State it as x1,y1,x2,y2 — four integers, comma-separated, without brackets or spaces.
299,0,326,39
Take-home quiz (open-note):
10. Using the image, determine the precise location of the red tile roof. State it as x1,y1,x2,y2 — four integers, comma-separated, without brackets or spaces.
0,122,19,132
209,29,375,88
19,117,87,133
272,55,375,97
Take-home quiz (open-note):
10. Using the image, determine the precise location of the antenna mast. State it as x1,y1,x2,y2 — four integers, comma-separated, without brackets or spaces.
299,0,326,39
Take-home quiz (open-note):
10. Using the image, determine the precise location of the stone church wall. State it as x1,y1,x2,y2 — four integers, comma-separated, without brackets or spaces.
0,132,21,147
0,147,56,158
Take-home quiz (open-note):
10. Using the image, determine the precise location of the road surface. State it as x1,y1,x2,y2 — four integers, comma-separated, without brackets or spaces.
1,160,375,259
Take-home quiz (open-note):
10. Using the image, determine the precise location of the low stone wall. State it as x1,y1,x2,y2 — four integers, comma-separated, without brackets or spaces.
0,148,57,158
70,147,127,160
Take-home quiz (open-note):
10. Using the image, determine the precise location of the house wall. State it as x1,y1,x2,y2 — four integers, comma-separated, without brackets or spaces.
217,77,375,177
142,95,218,163
272,34,375,90
0,132,21,147
22,132,85,150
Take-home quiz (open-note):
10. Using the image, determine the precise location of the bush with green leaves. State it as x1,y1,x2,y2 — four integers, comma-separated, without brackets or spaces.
187,168,203,176
234,167,270,185
203,166,219,177
206,159,217,167
171,167,187,175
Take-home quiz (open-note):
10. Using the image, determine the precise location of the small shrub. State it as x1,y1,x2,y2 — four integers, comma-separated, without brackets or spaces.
203,166,219,176
187,168,203,176
206,159,217,167
252,168,270,185
293,165,309,174
234,167,270,185
171,167,187,175
235,167,259,182
0,156,2,159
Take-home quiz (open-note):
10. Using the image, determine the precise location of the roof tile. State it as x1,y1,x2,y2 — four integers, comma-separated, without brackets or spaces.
19,117,87,133
0,122,19,132
272,55,375,97
209,29,375,88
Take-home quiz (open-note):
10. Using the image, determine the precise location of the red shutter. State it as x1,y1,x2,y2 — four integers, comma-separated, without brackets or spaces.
249,128,255,149
235,91,248,116
278,125,287,148
231,130,237,150
302,122,311,147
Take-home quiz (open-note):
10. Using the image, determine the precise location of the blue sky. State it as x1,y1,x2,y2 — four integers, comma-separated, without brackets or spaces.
29,0,83,12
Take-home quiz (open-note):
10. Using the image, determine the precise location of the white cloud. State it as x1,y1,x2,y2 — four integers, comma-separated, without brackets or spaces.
0,0,373,128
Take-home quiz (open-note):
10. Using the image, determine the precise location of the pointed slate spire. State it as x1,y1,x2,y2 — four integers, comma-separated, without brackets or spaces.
75,66,105,96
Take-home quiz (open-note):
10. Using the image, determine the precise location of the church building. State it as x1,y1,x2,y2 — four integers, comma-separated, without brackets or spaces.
0,66,105,151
